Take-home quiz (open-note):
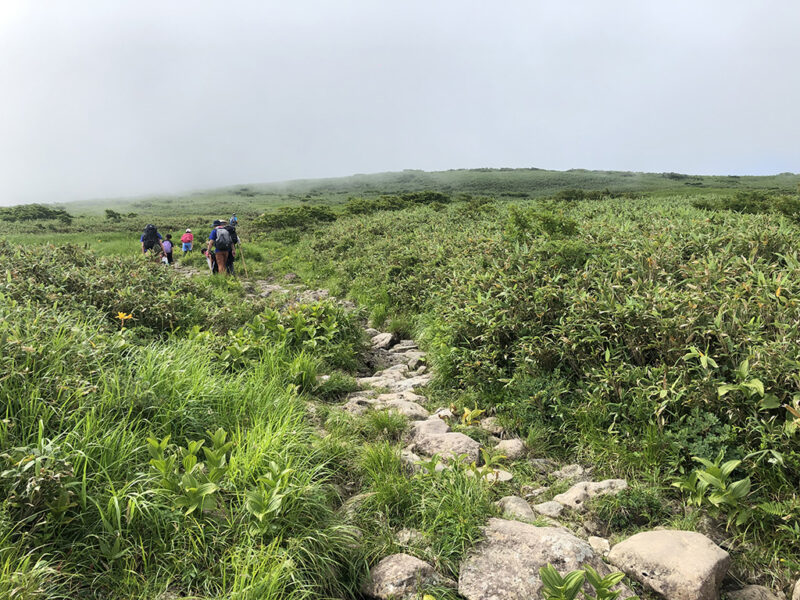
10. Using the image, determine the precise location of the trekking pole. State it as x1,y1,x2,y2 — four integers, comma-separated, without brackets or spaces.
237,243,249,277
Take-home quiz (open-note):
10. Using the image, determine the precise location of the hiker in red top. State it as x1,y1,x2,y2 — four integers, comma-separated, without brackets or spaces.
180,229,193,253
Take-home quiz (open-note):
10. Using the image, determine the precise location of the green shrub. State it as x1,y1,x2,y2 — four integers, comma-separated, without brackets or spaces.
252,205,336,231
589,486,671,533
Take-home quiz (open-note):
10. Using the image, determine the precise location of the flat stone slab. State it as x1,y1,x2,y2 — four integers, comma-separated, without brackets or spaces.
552,479,628,512
495,438,526,460
371,332,396,350
533,500,565,518
363,553,453,599
551,463,588,480
459,519,628,600
588,536,611,557
608,530,730,600
409,416,480,462
728,585,785,600
497,496,535,522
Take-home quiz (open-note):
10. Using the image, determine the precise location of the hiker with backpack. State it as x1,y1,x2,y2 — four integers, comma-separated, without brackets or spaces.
223,221,239,275
162,234,174,265
207,219,233,275
140,224,165,258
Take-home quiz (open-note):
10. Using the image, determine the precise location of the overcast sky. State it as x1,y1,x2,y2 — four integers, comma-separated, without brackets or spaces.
1,1,799,205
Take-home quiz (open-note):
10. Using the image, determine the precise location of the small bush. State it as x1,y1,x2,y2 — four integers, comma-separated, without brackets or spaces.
314,372,359,403
589,486,671,533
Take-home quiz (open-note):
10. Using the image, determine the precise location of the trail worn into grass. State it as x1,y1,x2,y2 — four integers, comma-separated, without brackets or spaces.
182,268,774,600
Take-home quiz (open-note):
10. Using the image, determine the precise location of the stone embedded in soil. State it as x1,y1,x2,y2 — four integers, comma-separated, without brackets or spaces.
432,407,454,420
494,438,526,460
728,585,786,600
381,398,429,420
371,332,396,350
533,500,565,518
551,463,588,481
608,530,730,600
405,351,426,369
497,496,535,522
409,416,480,462
362,553,454,600
588,536,611,556
458,519,630,600
552,479,628,512
479,416,504,436
413,431,480,462
792,579,800,600
365,327,380,337
391,340,419,351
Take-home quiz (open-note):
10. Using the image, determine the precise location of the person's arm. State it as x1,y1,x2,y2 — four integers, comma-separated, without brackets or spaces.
207,229,215,251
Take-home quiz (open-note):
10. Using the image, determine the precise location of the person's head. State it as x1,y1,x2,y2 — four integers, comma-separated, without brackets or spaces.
212,220,221,227
218,219,228,226
232,213,236,216
186,228,191,233
166,234,172,240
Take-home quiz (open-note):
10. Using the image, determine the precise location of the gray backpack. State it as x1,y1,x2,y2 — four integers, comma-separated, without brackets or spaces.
215,227,232,251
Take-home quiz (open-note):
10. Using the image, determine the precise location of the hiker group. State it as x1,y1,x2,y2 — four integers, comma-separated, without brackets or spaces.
139,214,242,276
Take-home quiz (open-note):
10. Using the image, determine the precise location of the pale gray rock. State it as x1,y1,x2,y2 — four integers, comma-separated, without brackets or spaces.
391,373,433,392
413,431,480,462
432,407,454,420
415,365,428,375
406,351,426,370
480,416,504,436
382,399,429,420
533,500,565,518
371,332,396,350
410,416,450,438
728,585,785,600
458,519,628,600
400,448,422,471
409,416,480,462
588,536,611,556
552,479,628,512
793,579,800,600
362,553,453,599
608,530,730,600
343,395,379,415
497,496,535,522
495,438,526,460
365,327,380,337
392,340,419,351
551,463,588,481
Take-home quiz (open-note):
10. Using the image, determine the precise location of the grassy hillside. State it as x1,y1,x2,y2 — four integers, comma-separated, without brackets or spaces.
2,168,800,597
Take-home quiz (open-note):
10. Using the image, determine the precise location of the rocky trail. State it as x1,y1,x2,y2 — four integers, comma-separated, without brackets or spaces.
176,265,797,600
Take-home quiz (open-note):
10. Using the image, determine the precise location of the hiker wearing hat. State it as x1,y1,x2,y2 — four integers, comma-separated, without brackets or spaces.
207,219,233,276
230,213,238,226
180,228,194,253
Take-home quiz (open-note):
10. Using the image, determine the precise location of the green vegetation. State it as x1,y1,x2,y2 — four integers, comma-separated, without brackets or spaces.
4,167,800,596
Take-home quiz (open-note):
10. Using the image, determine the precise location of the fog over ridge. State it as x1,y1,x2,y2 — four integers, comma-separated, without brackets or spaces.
1,0,798,205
